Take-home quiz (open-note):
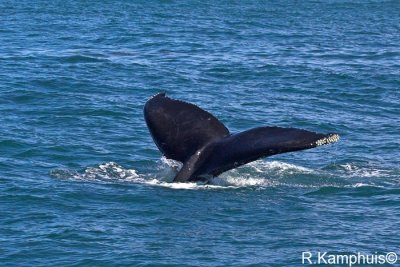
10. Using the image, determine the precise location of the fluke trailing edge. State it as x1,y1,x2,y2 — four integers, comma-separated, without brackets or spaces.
144,93,339,182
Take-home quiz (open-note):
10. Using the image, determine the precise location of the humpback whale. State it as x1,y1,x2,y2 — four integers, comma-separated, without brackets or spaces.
144,93,339,182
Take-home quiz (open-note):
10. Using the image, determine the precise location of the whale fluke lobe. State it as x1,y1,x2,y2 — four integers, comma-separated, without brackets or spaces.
144,93,340,182
144,93,229,163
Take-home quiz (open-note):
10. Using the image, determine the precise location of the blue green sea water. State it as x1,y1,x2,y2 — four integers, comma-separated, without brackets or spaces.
1,0,399,266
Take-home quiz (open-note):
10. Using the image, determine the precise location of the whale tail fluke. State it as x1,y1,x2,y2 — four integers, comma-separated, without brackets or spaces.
144,93,340,182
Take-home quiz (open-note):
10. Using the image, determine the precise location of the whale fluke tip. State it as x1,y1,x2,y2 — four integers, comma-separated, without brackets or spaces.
315,133,340,147
151,92,166,98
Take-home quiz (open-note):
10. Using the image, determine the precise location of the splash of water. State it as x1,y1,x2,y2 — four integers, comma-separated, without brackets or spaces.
50,158,367,190
50,155,398,190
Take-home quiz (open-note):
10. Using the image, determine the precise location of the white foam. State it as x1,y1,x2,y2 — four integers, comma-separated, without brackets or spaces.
51,159,387,190
142,179,229,190
160,156,183,170
51,162,140,184
339,163,391,178
352,183,373,188
210,175,275,187
247,160,314,174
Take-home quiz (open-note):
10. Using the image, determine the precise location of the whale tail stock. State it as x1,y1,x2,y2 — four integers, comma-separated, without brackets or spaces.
144,93,339,182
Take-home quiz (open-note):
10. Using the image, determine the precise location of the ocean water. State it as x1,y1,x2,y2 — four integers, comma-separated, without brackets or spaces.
1,0,399,266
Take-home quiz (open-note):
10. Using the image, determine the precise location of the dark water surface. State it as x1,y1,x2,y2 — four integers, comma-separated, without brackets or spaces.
1,1,399,266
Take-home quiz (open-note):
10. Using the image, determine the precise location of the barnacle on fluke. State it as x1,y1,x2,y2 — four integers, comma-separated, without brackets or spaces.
316,134,340,146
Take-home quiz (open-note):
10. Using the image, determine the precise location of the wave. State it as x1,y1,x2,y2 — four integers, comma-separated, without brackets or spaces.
336,163,393,178
49,157,396,191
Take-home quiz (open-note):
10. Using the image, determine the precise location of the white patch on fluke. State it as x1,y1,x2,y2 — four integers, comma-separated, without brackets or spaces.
315,134,340,146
